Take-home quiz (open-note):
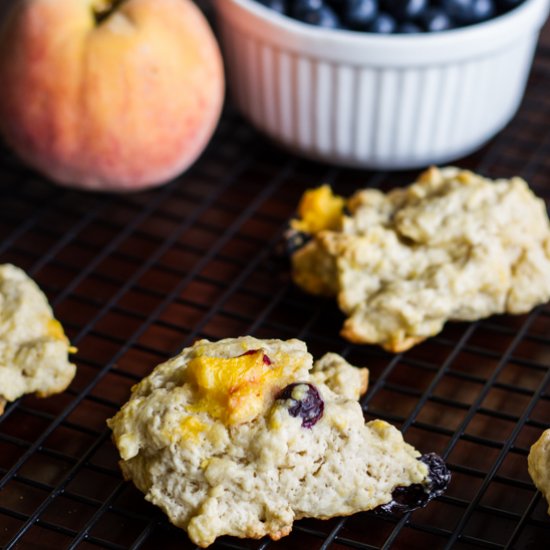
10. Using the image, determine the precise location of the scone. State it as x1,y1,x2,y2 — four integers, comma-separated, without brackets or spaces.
0,263,76,414
291,167,550,352
107,336,449,547
528,429,550,513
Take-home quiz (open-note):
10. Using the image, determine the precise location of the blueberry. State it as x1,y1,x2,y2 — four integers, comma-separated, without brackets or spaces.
292,0,324,12
270,227,312,272
397,21,423,32
318,5,343,27
382,0,428,20
276,383,324,428
341,0,379,29
495,0,523,11
291,0,323,20
419,7,453,31
377,453,451,514
295,5,342,27
368,12,397,32
256,0,288,14
283,227,312,255
421,452,451,498
471,0,496,21
291,0,342,28
327,0,347,9
442,0,495,23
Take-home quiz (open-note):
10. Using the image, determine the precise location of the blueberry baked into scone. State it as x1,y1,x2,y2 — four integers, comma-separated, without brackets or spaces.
107,336,449,547
528,429,550,513
0,263,76,414
290,166,550,352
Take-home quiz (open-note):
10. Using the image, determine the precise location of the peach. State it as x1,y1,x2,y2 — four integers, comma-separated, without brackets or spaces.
0,0,224,192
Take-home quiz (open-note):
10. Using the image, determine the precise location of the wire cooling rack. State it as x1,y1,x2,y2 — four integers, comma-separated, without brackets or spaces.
2,17,550,550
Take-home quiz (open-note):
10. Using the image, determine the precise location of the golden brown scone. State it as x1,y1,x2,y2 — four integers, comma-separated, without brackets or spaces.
291,167,550,352
0,263,76,412
107,336,448,547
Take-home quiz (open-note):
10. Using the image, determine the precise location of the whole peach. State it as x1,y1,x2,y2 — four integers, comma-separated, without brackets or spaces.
0,0,224,192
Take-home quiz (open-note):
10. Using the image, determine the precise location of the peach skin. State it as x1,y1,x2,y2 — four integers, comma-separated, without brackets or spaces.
0,0,225,192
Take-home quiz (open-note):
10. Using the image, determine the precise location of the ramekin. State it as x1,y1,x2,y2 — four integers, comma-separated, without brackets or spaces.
214,0,549,169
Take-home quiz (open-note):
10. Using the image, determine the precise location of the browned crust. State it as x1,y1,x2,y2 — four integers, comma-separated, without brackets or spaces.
34,367,76,398
200,524,293,548
358,368,369,397
193,499,404,547
0,360,76,416
341,324,426,354
383,336,426,354
118,460,133,482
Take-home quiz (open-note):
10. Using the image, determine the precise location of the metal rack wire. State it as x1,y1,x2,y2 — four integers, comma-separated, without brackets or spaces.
2,25,550,550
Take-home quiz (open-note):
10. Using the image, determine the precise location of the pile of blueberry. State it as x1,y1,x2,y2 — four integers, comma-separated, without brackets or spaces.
255,0,524,33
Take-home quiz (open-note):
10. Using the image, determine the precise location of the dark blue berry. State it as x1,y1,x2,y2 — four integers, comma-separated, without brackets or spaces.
283,227,312,255
377,453,451,514
421,452,451,498
300,6,341,27
442,0,495,23
472,0,496,20
495,0,523,11
276,383,324,428
291,0,323,20
317,5,343,27
292,0,324,12
397,21,423,32
368,12,397,32
341,0,379,29
382,0,428,20
256,0,288,14
419,7,453,31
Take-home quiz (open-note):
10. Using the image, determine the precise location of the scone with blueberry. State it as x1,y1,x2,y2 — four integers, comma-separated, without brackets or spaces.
0,263,76,414
290,167,550,352
107,336,449,547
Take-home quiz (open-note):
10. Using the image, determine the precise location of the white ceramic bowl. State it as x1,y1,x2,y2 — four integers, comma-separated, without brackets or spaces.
214,0,549,169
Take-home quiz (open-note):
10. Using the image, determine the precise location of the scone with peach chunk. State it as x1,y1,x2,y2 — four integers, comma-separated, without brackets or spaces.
291,167,550,352
0,263,76,414
107,336,449,548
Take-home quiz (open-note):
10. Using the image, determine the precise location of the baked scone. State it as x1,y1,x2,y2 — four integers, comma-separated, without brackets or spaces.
107,336,449,547
291,167,550,352
528,429,550,513
0,263,76,414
